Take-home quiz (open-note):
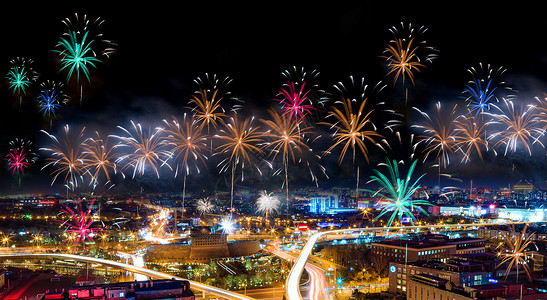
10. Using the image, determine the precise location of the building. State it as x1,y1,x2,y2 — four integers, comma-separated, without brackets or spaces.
309,193,339,214
44,279,194,300
371,234,485,264
388,253,502,294
407,274,547,300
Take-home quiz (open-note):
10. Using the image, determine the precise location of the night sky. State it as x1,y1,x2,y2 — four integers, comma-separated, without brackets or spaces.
0,3,546,195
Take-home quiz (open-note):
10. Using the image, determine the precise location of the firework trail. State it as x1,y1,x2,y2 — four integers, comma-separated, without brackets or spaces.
261,107,317,211
214,115,265,215
111,120,172,179
5,57,39,106
58,198,104,251
320,76,392,197
40,125,88,189
162,114,208,218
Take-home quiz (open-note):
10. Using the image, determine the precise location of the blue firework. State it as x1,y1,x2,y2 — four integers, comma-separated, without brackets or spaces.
463,78,498,117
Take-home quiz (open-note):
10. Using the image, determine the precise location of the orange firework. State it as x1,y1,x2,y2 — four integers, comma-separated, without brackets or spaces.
82,130,123,188
40,125,88,188
215,114,265,214
454,111,493,163
413,102,460,168
320,96,382,165
162,114,209,217
261,108,314,214
382,37,425,87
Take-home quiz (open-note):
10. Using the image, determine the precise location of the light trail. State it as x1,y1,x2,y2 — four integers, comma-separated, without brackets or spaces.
0,252,256,300
285,221,532,300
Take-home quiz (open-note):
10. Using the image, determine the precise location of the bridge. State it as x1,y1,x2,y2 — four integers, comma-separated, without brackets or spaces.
0,252,255,300
285,221,533,300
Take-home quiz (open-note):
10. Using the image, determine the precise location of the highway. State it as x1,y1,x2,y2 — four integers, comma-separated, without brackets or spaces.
285,221,531,300
266,245,330,300
0,252,255,300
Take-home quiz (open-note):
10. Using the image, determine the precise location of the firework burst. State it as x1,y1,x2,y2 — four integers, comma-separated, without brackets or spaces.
454,111,494,163
487,99,545,156
261,108,315,204
5,57,39,106
381,22,438,88
53,13,115,104
256,190,281,217
274,78,316,124
196,198,215,216
111,121,172,179
496,223,535,282
36,80,69,128
162,114,208,217
58,198,104,251
82,130,123,189
462,63,514,118
214,115,265,214
5,139,38,188
412,102,460,168
368,158,432,228
40,125,88,188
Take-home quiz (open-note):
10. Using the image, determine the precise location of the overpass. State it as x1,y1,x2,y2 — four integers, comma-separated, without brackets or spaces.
285,221,533,300
0,252,255,300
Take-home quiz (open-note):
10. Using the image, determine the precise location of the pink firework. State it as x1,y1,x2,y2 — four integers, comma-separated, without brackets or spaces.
5,147,31,176
59,198,104,251
274,81,316,123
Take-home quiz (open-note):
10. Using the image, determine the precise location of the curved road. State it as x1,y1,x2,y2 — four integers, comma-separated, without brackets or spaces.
285,221,531,300
0,252,255,300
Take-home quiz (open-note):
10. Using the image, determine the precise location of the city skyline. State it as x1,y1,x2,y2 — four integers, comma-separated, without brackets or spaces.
0,3,546,195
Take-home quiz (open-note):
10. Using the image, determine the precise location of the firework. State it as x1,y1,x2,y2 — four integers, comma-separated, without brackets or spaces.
462,63,514,118
274,80,316,124
496,224,535,282
58,198,104,251
196,198,215,215
5,57,39,106
36,81,69,127
381,22,438,87
280,66,329,108
187,73,241,137
368,158,432,228
111,121,172,179
533,96,547,131
53,13,115,104
162,114,208,217
454,112,494,163
214,115,265,214
5,139,38,182
40,125,88,188
412,102,460,168
256,190,281,217
261,108,314,202
487,99,545,156
320,78,386,165
82,130,123,188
